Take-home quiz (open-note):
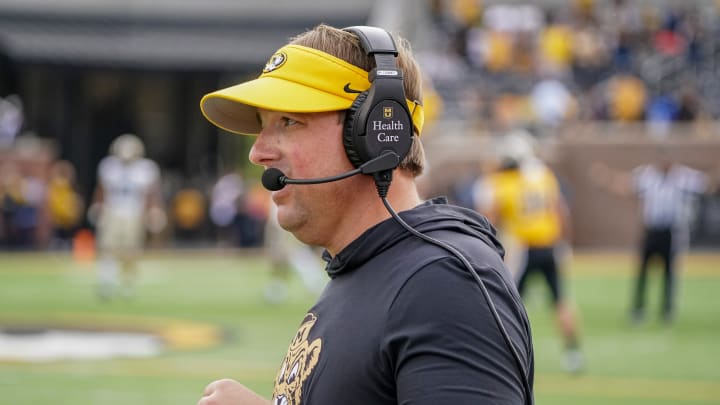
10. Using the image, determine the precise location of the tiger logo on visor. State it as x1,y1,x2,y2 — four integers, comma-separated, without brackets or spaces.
263,52,287,73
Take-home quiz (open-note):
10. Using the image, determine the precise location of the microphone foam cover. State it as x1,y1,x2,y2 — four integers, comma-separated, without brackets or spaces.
261,168,286,191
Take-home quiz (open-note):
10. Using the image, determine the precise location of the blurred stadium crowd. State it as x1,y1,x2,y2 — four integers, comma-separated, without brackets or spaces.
418,0,720,134
1,0,719,252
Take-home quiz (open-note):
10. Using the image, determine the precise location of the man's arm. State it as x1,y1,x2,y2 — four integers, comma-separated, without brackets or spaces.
87,184,104,227
142,161,167,235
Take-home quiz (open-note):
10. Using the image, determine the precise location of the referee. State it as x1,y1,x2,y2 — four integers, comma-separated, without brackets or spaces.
590,149,714,324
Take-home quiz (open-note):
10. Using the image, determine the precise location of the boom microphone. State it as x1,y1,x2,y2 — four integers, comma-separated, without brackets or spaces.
261,168,289,191
261,151,400,191
261,167,360,191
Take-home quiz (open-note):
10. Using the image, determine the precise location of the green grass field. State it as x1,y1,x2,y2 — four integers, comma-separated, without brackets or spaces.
0,250,718,404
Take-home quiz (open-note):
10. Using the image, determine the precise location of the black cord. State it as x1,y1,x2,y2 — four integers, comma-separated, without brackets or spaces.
380,196,533,405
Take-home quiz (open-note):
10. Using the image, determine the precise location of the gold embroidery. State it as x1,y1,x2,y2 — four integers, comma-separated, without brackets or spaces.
272,313,322,405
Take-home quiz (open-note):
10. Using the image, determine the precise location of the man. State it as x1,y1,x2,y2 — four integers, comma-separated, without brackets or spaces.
90,133,164,299
198,24,533,405
590,147,713,324
475,130,583,374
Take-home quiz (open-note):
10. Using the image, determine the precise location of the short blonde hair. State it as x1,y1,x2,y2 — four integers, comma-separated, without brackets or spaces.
290,24,425,177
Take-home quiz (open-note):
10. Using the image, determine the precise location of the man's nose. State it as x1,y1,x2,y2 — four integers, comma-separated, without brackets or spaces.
248,132,276,166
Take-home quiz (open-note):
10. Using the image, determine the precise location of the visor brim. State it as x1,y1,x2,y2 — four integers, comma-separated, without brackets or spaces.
200,76,356,135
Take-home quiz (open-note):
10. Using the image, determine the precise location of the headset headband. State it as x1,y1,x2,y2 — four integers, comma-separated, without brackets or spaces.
339,26,413,170
344,26,403,82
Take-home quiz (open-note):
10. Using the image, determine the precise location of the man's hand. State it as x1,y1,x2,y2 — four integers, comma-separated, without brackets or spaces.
198,379,270,405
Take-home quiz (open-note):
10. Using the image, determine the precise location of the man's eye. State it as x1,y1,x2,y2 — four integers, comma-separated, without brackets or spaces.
282,117,298,127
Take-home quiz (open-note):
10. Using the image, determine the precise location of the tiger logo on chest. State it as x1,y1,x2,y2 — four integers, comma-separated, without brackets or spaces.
272,313,322,405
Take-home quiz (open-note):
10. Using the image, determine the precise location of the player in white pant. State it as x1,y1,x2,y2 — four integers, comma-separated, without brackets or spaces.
90,133,164,299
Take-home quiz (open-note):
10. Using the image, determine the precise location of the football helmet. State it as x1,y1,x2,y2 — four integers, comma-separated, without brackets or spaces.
110,133,145,162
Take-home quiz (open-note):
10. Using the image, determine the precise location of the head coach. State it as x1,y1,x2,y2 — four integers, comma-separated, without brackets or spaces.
197,23,534,405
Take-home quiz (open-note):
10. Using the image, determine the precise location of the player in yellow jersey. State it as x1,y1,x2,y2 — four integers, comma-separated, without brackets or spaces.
475,130,584,373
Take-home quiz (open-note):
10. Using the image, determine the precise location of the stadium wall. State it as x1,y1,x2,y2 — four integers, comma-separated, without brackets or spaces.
422,122,720,250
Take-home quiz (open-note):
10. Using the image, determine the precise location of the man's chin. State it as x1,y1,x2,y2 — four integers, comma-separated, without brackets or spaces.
276,210,301,233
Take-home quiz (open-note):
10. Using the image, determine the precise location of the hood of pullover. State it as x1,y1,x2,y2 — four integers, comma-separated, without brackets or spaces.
324,197,504,277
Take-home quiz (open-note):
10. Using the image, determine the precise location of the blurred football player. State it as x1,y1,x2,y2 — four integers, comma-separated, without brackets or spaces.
475,130,584,373
264,201,326,304
90,133,164,299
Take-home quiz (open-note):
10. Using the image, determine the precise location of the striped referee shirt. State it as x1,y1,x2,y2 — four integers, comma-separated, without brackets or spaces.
632,164,709,230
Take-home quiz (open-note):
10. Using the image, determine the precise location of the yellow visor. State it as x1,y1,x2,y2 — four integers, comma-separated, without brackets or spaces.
200,44,424,136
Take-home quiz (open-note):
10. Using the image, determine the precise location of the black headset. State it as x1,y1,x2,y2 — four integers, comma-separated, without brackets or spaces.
341,26,534,405
342,26,414,170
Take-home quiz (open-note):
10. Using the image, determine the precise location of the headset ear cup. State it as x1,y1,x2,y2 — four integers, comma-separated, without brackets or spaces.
343,91,369,168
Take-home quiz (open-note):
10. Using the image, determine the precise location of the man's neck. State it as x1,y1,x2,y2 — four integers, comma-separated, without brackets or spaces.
325,171,420,256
